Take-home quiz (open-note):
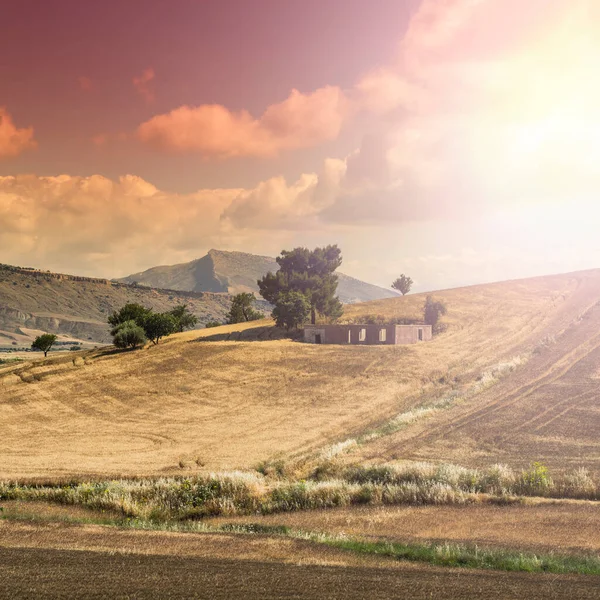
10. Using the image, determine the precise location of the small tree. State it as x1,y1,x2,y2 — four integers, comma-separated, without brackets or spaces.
392,274,413,296
112,320,147,349
108,303,152,328
143,312,176,345
272,291,311,330
143,313,176,344
169,305,198,332
225,293,263,324
423,295,447,327
31,333,57,357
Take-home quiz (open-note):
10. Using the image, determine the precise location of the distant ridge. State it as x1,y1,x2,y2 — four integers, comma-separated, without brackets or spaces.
0,263,234,345
116,249,397,304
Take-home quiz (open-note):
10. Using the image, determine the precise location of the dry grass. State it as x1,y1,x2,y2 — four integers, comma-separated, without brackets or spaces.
2,269,600,480
205,502,600,556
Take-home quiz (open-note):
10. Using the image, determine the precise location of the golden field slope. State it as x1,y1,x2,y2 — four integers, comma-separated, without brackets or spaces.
2,269,600,479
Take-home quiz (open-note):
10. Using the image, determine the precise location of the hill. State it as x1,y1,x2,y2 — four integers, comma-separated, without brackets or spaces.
115,249,397,303
3,267,600,480
0,263,234,346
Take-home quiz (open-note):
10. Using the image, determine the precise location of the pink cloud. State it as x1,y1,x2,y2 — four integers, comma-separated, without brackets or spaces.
133,68,155,103
137,85,347,158
401,0,487,68
0,108,37,159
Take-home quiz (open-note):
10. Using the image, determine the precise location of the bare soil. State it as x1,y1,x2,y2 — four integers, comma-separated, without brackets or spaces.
1,520,598,599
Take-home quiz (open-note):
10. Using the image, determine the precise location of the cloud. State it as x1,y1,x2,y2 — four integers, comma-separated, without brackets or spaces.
0,173,242,276
133,68,155,103
401,0,487,67
0,108,37,160
223,158,346,230
137,86,348,158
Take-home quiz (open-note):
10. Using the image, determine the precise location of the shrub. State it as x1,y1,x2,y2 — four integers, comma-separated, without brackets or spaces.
205,321,222,329
112,320,147,349
518,462,552,495
423,296,447,328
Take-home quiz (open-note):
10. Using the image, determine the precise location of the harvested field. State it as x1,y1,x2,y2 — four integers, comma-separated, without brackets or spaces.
206,501,600,555
1,520,599,600
2,269,600,479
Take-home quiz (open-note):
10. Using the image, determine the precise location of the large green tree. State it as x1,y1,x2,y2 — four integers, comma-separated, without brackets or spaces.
108,303,152,329
258,245,343,325
225,293,263,324
272,291,311,330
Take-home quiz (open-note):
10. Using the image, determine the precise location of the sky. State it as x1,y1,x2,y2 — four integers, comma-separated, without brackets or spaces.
1,0,600,291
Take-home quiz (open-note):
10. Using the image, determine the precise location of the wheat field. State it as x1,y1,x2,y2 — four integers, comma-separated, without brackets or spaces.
2,269,600,479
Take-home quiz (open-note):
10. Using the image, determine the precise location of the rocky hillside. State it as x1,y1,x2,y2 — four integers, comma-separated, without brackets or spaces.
0,264,234,345
116,249,397,304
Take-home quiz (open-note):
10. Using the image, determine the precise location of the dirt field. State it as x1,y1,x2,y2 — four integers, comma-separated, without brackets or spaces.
1,520,598,600
2,269,600,479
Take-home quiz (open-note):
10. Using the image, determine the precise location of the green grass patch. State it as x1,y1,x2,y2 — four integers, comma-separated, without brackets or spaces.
323,538,600,575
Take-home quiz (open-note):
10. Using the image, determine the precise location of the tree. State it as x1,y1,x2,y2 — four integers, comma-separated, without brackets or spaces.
143,312,176,345
392,274,413,296
258,245,344,325
272,291,311,330
423,296,447,327
112,320,147,349
169,305,198,332
108,303,152,329
225,293,263,324
31,333,57,357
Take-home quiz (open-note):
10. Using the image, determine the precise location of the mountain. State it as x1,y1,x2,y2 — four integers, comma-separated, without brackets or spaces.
116,249,397,304
0,263,234,346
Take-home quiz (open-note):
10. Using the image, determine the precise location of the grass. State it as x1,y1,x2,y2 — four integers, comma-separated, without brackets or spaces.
322,538,600,575
1,462,598,524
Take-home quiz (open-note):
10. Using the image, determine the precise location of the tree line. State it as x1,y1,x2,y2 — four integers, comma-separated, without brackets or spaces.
28,244,445,354
108,304,198,349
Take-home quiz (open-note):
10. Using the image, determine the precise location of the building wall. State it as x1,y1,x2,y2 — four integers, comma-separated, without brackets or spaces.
394,324,432,344
304,324,432,345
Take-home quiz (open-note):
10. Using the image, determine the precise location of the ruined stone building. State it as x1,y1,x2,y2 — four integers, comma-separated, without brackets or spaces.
303,324,432,345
